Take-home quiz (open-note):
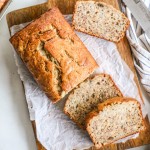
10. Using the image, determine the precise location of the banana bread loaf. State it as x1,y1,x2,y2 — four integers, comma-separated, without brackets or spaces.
10,7,98,103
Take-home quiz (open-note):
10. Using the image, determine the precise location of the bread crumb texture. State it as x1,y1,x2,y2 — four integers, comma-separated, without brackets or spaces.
86,98,145,149
73,1,130,42
64,74,122,128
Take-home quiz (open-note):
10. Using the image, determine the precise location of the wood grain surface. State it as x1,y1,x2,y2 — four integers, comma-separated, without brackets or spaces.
6,0,150,150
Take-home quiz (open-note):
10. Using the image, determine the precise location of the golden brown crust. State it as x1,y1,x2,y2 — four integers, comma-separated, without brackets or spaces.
10,7,98,103
98,97,139,110
72,1,130,43
64,73,123,129
86,97,146,149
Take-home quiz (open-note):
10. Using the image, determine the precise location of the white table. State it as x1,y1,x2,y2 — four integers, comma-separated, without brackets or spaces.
0,0,150,150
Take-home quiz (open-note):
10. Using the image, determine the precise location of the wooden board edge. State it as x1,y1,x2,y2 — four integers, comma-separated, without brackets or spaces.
6,2,48,29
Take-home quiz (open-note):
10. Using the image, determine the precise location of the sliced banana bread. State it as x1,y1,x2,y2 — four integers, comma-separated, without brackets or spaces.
64,74,122,128
86,97,145,149
73,1,130,42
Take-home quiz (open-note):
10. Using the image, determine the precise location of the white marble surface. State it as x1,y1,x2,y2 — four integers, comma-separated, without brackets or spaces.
0,0,150,150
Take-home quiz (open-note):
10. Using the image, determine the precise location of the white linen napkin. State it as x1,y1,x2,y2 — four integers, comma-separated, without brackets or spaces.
121,0,150,96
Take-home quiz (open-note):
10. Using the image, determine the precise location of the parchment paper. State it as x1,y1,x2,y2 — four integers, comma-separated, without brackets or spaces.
10,15,146,150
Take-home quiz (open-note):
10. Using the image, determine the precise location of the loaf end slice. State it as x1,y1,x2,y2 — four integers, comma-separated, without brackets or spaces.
64,74,122,129
86,97,146,149
73,1,130,42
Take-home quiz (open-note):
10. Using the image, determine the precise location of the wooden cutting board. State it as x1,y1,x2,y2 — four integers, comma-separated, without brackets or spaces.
6,0,150,150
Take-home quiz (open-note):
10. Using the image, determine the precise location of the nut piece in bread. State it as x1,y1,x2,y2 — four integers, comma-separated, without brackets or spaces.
86,97,145,149
73,1,130,42
10,7,98,103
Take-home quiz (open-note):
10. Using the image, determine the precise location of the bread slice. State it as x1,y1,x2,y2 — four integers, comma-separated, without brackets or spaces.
64,74,122,129
86,97,145,149
73,1,130,42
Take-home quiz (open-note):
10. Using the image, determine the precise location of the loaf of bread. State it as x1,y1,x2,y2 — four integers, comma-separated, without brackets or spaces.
64,74,122,128
10,7,98,103
86,97,145,149
73,1,130,42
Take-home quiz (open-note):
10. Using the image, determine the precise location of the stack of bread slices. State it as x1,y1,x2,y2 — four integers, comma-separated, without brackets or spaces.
64,74,145,149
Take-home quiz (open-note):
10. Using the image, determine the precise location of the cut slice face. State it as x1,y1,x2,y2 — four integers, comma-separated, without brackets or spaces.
86,97,145,149
73,1,130,42
64,74,122,128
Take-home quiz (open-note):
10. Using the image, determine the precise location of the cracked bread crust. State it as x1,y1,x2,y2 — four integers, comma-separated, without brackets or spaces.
86,97,146,149
10,7,98,103
73,1,130,43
